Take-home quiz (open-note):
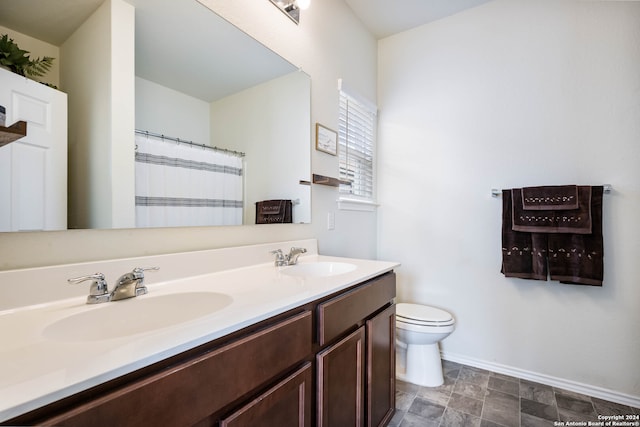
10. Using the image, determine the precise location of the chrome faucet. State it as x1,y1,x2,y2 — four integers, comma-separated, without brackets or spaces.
270,247,307,266
68,273,111,304
288,247,307,264
68,267,159,304
111,267,159,301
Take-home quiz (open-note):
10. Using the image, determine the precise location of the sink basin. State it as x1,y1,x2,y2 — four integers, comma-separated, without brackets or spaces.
43,292,233,341
281,262,356,278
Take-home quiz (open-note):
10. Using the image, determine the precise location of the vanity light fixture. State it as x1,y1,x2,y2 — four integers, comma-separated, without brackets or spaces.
269,0,311,24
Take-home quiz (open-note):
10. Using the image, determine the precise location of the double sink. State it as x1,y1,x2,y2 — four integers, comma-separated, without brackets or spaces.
0,240,399,422
43,261,356,342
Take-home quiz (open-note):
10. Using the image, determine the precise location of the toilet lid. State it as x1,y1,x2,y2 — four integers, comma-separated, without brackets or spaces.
396,303,454,325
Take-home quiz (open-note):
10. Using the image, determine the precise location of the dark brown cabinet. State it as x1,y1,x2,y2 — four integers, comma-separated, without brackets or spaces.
317,327,366,427
366,305,396,427
219,362,312,427
316,272,396,427
5,272,396,427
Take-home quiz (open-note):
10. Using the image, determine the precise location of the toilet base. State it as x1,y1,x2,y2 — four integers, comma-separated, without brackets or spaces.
398,342,444,387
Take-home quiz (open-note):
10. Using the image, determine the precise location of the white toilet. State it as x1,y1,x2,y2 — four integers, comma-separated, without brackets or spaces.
395,302,455,387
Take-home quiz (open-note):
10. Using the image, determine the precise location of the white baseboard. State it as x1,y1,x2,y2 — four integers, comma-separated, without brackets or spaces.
441,351,640,409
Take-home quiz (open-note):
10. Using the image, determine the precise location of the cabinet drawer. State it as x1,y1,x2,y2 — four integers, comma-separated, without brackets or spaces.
40,310,313,427
318,272,395,346
220,362,312,427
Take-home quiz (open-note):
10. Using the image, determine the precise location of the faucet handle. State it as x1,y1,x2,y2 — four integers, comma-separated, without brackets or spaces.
270,249,284,258
130,267,159,296
68,273,110,304
270,249,286,266
132,266,159,279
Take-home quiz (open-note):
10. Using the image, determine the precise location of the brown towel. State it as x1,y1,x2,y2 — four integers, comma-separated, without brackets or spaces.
501,190,548,281
255,200,293,224
501,186,604,286
548,186,604,286
521,185,579,210
511,186,592,234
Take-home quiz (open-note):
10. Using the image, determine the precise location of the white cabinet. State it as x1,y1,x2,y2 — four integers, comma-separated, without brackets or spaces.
0,69,67,231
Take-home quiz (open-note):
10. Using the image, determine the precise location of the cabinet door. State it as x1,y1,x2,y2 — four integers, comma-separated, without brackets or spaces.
0,68,67,231
220,362,312,427
317,327,365,427
366,305,396,427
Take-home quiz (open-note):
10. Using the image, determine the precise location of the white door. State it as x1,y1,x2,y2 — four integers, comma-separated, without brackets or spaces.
0,68,67,231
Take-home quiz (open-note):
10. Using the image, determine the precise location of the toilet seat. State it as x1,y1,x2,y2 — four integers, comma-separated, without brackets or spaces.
396,303,455,327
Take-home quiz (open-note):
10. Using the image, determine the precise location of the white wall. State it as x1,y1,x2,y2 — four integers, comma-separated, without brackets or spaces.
136,77,211,144
210,71,311,225
109,0,136,229
62,1,111,229
0,0,377,269
63,0,135,229
377,0,640,400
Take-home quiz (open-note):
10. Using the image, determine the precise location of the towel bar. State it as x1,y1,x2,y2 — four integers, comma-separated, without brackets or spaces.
491,184,612,198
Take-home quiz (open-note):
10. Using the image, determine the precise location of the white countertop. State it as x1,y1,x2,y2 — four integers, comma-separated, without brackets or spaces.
0,243,399,422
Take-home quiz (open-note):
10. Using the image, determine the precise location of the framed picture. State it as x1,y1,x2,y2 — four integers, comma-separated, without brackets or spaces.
316,123,338,156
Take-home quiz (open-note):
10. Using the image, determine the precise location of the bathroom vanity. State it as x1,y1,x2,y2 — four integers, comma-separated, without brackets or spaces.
0,240,398,427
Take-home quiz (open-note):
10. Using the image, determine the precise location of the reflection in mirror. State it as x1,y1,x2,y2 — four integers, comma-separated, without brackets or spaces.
0,0,311,231
136,69,311,228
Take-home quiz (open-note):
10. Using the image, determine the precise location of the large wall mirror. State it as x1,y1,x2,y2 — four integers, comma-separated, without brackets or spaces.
0,0,311,232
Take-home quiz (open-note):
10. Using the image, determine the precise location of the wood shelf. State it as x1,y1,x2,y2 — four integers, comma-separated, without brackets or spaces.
0,121,27,147
312,174,351,188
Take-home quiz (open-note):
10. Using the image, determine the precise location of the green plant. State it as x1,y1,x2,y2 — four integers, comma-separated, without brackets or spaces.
0,34,54,78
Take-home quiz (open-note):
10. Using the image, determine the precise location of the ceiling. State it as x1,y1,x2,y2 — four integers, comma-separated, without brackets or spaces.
129,0,295,102
1,0,496,47
0,0,493,99
0,0,296,102
0,0,103,46
344,0,494,39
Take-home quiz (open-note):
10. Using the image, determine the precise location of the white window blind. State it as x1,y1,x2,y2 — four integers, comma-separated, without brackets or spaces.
338,88,377,201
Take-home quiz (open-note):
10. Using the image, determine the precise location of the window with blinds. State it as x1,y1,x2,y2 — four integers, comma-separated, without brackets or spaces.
338,90,377,201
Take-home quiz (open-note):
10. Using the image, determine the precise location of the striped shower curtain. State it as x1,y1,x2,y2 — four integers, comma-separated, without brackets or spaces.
135,133,243,227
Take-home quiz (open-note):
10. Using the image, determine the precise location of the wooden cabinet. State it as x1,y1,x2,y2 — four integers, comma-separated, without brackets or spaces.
316,272,396,427
318,272,396,346
219,363,312,427
366,305,396,427
5,272,396,427
317,327,366,427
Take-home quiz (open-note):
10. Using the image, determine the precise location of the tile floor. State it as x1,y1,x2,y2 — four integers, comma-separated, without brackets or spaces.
390,360,640,427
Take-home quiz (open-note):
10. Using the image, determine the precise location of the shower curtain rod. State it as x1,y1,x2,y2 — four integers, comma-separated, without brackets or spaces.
491,184,612,198
135,129,245,157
